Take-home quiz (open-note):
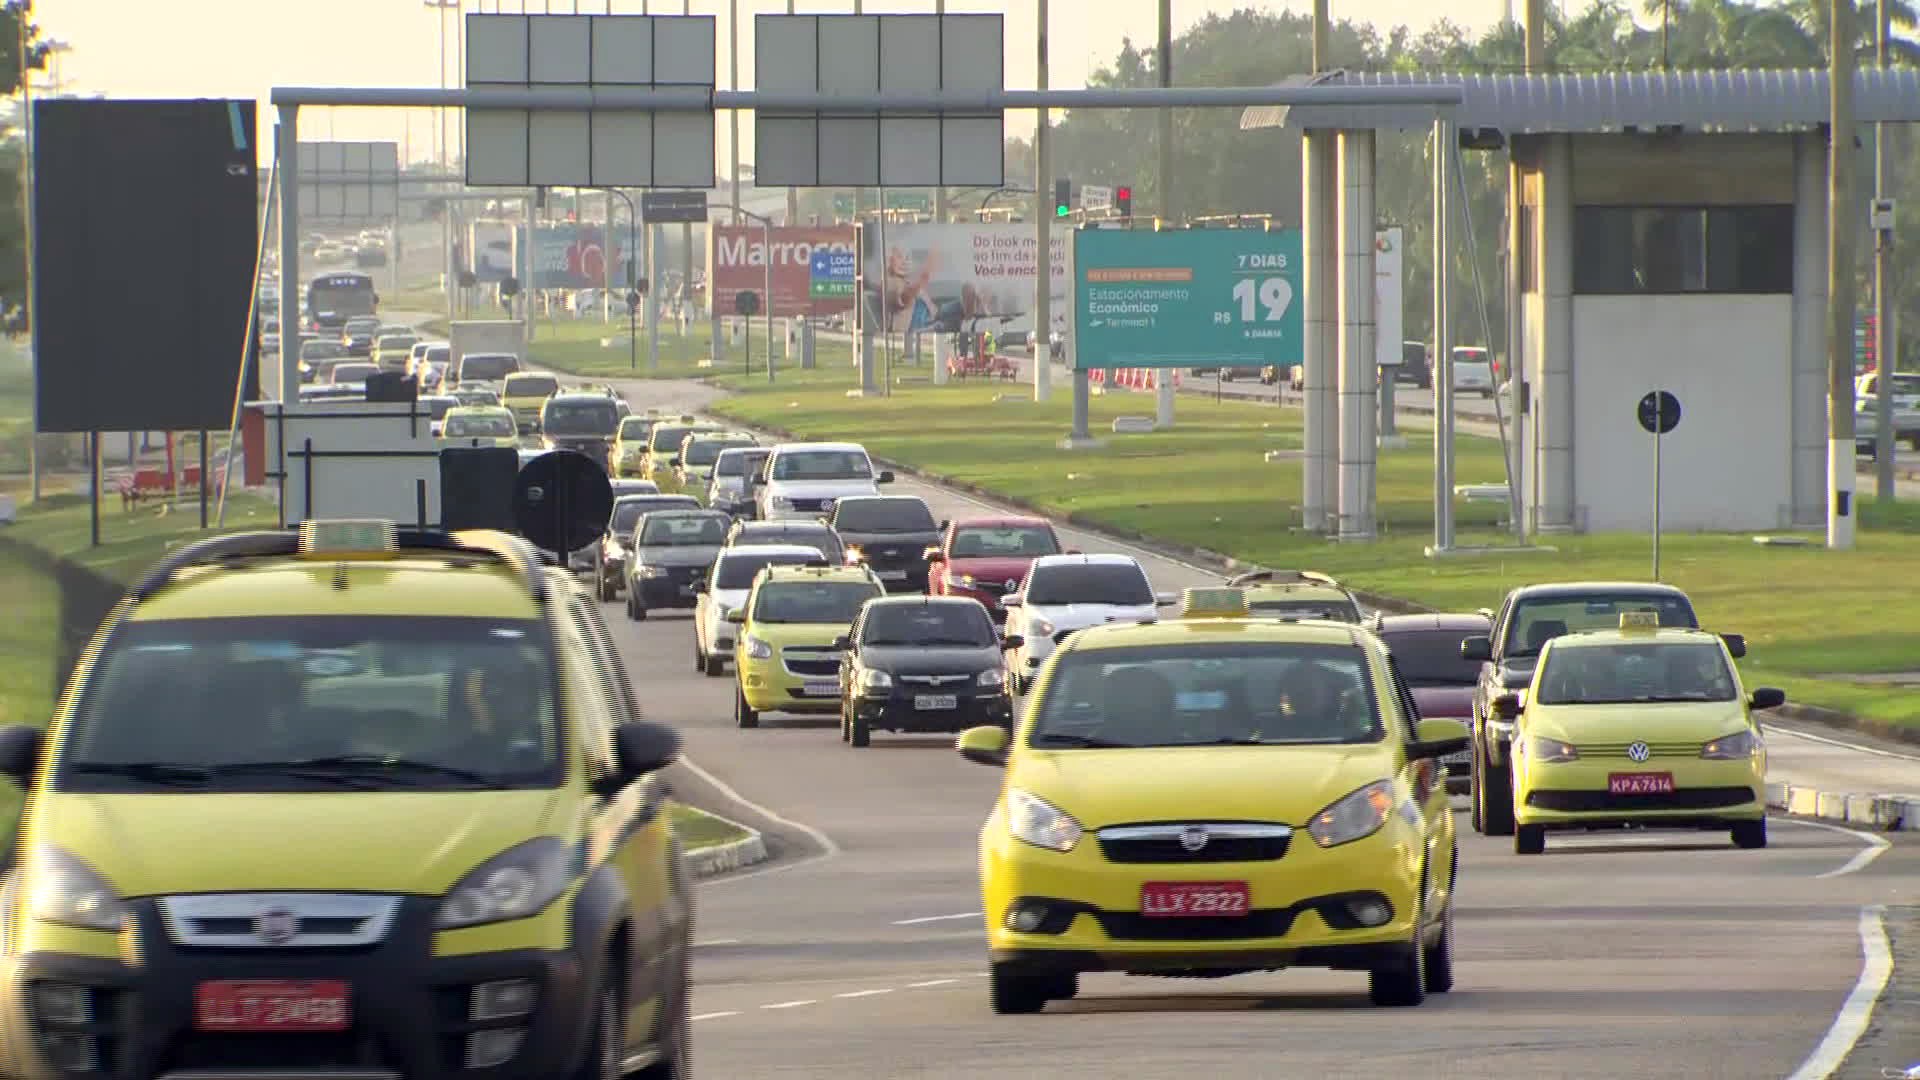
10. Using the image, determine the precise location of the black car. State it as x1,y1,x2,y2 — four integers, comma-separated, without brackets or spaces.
542,393,623,465
597,494,702,599
725,519,846,566
829,495,941,594
837,596,1019,747
623,509,730,619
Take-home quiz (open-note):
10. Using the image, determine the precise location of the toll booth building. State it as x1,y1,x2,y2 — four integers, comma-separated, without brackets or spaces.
1255,69,1920,532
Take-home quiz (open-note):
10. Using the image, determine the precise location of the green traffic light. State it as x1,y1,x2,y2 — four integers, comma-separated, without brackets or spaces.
1055,206,1070,217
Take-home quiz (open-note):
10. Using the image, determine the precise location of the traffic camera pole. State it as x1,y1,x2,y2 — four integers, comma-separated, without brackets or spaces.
1873,0,1895,502
1828,0,1859,549
1031,0,1053,404
1154,0,1175,430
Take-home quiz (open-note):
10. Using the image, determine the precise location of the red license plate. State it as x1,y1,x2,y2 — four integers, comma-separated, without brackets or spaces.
194,980,351,1032
1140,881,1250,918
1607,772,1676,795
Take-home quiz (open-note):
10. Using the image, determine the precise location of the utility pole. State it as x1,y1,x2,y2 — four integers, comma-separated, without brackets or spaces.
1873,0,1895,501
1828,0,1858,548
1032,0,1052,403
932,0,948,224
1524,0,1544,69
1154,0,1175,430
785,0,798,227
19,9,39,502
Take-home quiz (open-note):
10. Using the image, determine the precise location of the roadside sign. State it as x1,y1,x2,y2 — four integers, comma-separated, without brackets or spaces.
1080,184,1113,211
642,190,710,224
1637,390,1681,434
832,191,931,216
1072,227,1304,370
808,249,856,299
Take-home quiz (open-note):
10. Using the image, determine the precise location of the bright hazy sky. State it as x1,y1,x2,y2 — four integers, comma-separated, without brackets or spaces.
43,0,1515,165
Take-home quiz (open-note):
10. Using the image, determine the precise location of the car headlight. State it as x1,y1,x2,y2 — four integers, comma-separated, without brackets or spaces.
1701,730,1760,760
1531,736,1579,763
435,837,573,930
1306,780,1397,848
770,495,792,510
1006,788,1083,853
861,669,892,690
742,635,773,660
604,542,625,560
976,668,1006,689
639,565,668,578
956,573,977,588
844,545,864,564
1032,618,1055,638
26,847,129,931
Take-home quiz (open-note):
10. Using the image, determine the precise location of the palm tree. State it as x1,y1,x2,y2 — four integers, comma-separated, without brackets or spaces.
1779,0,1920,64
1639,0,1823,67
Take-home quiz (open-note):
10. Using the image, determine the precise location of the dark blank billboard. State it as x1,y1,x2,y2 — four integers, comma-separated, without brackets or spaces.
32,99,259,433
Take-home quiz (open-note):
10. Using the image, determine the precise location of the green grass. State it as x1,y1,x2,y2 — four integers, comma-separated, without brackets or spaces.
0,543,58,839
709,368,1920,732
530,315,858,380
3,492,277,585
670,804,751,850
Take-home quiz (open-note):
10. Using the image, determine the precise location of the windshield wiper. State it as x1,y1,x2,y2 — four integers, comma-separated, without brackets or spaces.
1032,733,1137,749
219,755,505,788
68,761,215,786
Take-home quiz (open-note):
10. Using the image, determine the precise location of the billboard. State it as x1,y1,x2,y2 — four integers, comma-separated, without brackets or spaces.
468,220,518,283
858,223,1071,344
1375,227,1404,369
708,225,856,318
529,224,631,290
1072,227,1303,370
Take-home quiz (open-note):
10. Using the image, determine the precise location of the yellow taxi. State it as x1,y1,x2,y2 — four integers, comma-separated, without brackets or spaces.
955,588,1467,1014
500,371,562,434
0,520,693,1078
1499,610,1782,854
1229,569,1364,623
610,414,660,477
639,419,716,488
437,404,520,449
730,563,885,728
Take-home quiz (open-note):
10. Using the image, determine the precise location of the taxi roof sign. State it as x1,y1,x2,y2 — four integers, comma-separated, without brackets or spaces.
298,519,398,557
1181,587,1249,619
1619,610,1661,631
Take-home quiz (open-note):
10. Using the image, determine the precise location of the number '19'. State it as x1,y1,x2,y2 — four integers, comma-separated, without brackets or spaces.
1232,277,1294,322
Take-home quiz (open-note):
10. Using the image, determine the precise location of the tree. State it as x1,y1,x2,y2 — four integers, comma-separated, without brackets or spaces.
0,1,48,102
1,1,46,314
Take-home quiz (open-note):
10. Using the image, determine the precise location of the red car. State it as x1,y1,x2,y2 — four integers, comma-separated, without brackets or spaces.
1368,611,1492,795
926,515,1066,623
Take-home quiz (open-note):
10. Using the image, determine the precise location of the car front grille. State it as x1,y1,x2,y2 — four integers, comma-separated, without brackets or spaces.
781,649,841,677
1572,741,1700,759
787,498,831,514
1524,787,1756,812
1096,824,1293,864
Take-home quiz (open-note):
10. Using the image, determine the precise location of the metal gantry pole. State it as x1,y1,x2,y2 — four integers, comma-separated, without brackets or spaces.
19,10,40,503
1873,0,1895,501
1828,0,1859,549
277,104,302,405
1432,117,1455,552
1032,0,1053,404
1154,0,1175,429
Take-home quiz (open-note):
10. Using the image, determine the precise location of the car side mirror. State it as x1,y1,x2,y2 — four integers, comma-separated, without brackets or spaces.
1064,548,1082,555
937,519,949,531
1409,717,1470,761
1000,634,1024,651
0,725,42,785
725,609,746,624
876,470,895,484
957,724,1010,767
693,580,708,593
1475,607,1495,620
925,549,945,563
596,720,681,795
833,635,852,651
1460,635,1493,662
1153,592,1176,607
1001,594,1023,609
1749,687,1786,710
1721,633,1747,660
1490,692,1522,721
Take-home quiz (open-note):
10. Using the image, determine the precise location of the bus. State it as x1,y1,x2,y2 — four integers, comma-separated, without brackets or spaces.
306,272,379,332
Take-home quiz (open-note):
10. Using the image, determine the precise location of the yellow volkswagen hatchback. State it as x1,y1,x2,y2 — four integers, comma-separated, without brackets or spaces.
731,564,884,728
1500,611,1781,854
0,521,693,1079
957,588,1468,1014
437,404,520,449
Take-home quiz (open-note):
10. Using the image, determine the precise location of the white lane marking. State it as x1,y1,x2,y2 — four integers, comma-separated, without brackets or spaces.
834,988,894,999
1769,724,1920,763
907,979,958,988
761,999,818,1010
1784,906,1892,1080
694,938,741,947
891,912,982,926
691,1011,740,1022
1777,819,1894,879
674,754,841,888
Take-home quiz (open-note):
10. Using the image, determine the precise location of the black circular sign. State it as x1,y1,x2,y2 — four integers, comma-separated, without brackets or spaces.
734,290,761,317
456,269,477,289
626,290,642,313
500,276,522,299
1637,390,1681,435
513,450,614,555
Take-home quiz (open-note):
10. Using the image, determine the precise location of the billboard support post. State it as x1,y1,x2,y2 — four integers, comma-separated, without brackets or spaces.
1032,0,1052,404
278,105,302,407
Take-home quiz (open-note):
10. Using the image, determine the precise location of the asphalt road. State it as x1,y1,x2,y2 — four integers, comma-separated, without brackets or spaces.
563,374,1917,1079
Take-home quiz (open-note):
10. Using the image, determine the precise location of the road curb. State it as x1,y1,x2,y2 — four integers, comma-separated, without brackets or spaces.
683,816,771,879
1767,781,1920,831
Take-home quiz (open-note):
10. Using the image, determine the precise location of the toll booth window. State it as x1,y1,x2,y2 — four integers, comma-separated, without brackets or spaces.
1574,205,1793,295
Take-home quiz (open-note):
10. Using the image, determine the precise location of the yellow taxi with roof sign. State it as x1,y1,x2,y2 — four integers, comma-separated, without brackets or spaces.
730,563,886,728
1496,609,1783,855
954,587,1468,1014
1228,569,1364,624
0,518,694,1079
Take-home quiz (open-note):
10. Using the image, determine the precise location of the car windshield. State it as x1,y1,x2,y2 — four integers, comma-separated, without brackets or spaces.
378,336,419,352
1030,642,1382,748
59,617,559,792
331,363,376,383
611,498,698,534
1250,599,1360,623
861,602,995,646
772,449,871,481
716,450,769,478
1535,641,1737,705
1506,594,1697,657
752,581,883,624
422,397,458,421
1026,564,1153,606
444,413,514,438
461,355,518,381
619,417,653,439
649,425,696,453
301,341,346,360
716,552,823,590
950,525,1059,558
454,388,501,406
544,400,619,435
685,439,743,467
1382,628,1485,686
506,375,559,397
835,498,936,533
344,318,379,333
640,514,728,546
734,526,839,560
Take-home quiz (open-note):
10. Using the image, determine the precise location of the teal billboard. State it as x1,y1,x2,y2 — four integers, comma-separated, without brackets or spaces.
1072,227,1304,370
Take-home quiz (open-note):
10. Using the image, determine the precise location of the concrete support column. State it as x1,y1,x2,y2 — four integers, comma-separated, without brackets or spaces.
1336,129,1377,542
1537,134,1576,532
1301,130,1339,532
1791,132,1831,525
1507,156,1527,533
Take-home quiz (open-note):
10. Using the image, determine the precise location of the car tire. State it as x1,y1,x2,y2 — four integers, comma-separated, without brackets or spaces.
1479,759,1516,837
734,686,759,729
703,653,726,678
1731,819,1768,849
849,711,871,748
692,640,705,674
598,577,618,603
1423,902,1456,994
570,972,623,1080
1367,939,1426,1007
988,962,1052,1015
1468,744,1485,833
636,929,692,1080
839,702,851,743
1514,824,1546,855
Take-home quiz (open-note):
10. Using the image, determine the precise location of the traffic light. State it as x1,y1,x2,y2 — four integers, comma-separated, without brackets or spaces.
1115,185,1133,217
1054,178,1071,218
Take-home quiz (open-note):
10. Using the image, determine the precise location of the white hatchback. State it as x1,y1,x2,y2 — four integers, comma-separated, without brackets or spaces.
1003,553,1173,694
692,543,833,675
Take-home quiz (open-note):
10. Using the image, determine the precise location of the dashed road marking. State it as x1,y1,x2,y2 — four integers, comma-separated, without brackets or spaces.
692,1011,740,1022
835,989,894,999
892,912,982,926
694,938,741,947
907,979,957,988
761,999,818,1010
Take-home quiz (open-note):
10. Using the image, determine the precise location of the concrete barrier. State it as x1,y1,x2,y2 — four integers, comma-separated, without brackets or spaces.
1768,783,1920,831
1111,416,1156,434
684,813,771,879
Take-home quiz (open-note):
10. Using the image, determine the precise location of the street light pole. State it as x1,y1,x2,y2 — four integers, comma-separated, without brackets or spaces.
1828,0,1858,549
739,208,775,383
1873,0,1895,501
606,189,639,371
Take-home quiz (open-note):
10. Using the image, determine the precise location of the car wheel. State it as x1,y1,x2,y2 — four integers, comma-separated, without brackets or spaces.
636,929,692,1079
988,962,1053,1015
1367,936,1427,1007
703,653,726,678
1731,819,1768,849
598,577,618,603
1515,824,1546,855
1423,900,1456,994
839,702,851,743
692,640,705,673
569,972,623,1080
849,710,871,748
734,686,759,729
1480,759,1516,837
1468,743,1485,833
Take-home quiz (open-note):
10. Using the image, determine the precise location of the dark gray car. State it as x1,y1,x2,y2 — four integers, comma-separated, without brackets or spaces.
829,495,940,593
595,494,702,599
624,509,731,620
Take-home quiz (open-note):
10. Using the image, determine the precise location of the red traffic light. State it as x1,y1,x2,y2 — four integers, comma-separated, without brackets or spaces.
1115,186,1133,215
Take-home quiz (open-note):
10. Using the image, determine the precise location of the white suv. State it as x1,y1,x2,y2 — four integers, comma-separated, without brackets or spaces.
1004,553,1173,695
692,544,830,676
757,442,895,521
